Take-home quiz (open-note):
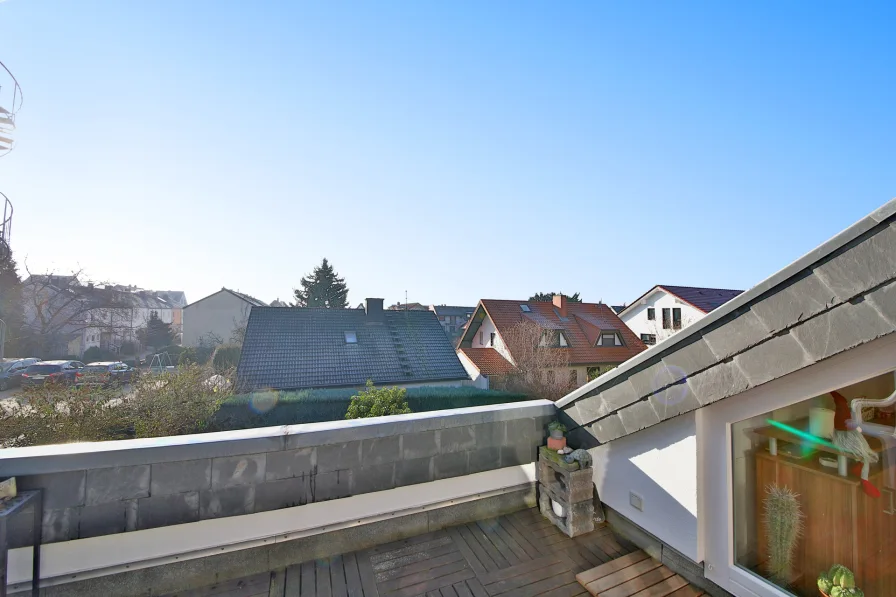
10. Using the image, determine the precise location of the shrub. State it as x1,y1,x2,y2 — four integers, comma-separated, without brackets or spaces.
213,345,241,373
120,341,137,355
345,381,411,419
82,346,117,364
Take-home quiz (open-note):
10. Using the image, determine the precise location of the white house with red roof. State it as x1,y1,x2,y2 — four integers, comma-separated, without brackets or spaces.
617,285,743,346
456,294,646,389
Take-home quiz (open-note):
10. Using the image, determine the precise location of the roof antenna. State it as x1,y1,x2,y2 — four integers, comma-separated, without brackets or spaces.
405,290,408,311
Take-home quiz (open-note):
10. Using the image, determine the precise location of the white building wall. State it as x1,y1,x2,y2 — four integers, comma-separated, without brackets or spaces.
183,292,254,348
620,290,705,344
470,316,514,365
591,411,698,561
457,351,490,389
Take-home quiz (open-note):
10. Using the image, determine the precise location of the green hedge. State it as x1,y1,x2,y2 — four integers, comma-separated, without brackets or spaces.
214,386,531,429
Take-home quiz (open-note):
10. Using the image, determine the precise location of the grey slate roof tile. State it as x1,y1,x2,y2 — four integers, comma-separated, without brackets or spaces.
237,308,469,390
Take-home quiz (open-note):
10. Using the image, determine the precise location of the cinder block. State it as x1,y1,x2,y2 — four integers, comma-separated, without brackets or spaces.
791,299,895,362
19,471,86,509
200,485,255,519
686,361,751,406
265,448,315,481
433,452,467,480
316,441,361,473
400,430,439,460
751,271,837,334
564,469,594,504
79,501,129,538
471,422,504,449
137,492,200,530
151,459,211,495
312,470,351,501
703,309,771,360
211,454,265,489
501,443,535,468
538,489,594,537
360,436,400,467
468,446,501,474
352,463,395,495
439,426,475,453
85,465,150,506
617,400,660,435
395,457,433,486
733,332,812,387
254,477,309,512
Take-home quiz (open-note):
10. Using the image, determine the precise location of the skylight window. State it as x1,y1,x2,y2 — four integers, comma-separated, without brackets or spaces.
344,331,357,343
520,305,531,312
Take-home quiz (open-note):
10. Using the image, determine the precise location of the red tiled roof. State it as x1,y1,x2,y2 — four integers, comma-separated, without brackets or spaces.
459,348,514,375
476,299,646,366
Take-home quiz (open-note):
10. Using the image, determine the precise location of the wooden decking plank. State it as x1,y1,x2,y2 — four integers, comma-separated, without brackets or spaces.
445,527,489,576
629,574,690,597
168,573,271,597
666,585,704,597
343,552,365,597
537,581,593,597
477,554,566,586
426,592,441,597
384,568,476,597
464,522,511,569
600,566,675,597
586,528,628,559
376,551,465,583
374,544,459,575
439,586,458,597
483,561,571,596
285,565,303,597
463,578,489,597
581,558,662,596
575,551,650,586
300,561,316,597
269,568,287,597
455,524,499,572
572,537,613,565
370,531,448,554
356,550,381,597
452,581,474,597
370,537,454,565
492,570,579,597
507,508,542,526
330,555,348,597
475,520,523,566
378,559,470,593
316,559,333,597
495,516,542,560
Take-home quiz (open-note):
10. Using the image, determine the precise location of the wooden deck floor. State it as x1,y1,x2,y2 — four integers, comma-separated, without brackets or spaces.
164,508,639,597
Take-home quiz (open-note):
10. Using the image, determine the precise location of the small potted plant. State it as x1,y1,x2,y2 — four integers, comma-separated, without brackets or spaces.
547,420,567,451
818,565,863,597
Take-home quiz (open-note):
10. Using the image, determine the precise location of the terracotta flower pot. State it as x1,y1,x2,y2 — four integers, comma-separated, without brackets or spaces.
547,436,567,451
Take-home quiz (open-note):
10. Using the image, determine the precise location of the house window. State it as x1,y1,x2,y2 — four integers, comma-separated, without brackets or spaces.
479,331,484,345
729,367,896,596
673,308,682,329
520,305,531,312
344,331,357,343
489,333,496,346
647,307,655,320
640,333,657,345
559,333,568,348
662,308,671,329
601,333,618,346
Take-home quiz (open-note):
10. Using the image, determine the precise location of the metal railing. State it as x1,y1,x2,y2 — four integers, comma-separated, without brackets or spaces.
0,59,23,157
0,192,11,262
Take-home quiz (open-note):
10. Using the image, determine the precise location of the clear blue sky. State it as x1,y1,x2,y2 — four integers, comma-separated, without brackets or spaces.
0,1,893,307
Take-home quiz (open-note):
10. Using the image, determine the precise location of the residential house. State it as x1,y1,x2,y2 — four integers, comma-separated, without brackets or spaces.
617,285,742,346
429,304,474,344
237,298,471,391
387,301,428,311
182,288,267,347
457,294,645,389
558,198,896,597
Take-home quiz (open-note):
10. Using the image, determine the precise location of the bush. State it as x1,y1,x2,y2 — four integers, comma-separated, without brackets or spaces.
82,346,117,364
178,345,214,366
0,364,235,447
120,341,137,356
346,381,411,419
213,345,241,373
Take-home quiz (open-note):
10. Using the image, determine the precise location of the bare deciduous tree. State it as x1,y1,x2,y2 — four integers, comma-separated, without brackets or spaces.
494,318,575,401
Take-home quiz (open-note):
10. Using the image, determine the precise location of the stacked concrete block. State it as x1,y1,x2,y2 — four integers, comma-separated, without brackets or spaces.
536,446,595,537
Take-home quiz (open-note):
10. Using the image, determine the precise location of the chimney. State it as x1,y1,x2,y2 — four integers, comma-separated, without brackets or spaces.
553,294,567,317
364,298,384,323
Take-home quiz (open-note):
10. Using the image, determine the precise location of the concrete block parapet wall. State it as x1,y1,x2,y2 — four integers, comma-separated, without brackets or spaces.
0,400,554,546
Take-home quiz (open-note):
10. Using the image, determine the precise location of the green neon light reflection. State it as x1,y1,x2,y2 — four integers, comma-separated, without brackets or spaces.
766,419,838,454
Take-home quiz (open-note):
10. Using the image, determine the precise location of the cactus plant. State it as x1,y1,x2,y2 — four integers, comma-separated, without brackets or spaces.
763,484,804,586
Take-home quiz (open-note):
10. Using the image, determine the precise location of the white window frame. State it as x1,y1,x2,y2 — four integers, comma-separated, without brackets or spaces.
698,333,896,597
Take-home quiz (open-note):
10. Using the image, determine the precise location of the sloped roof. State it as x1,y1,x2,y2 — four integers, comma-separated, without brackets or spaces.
558,198,896,447
620,285,742,316
225,288,267,307
459,348,513,376
462,299,646,366
431,305,475,317
238,307,470,390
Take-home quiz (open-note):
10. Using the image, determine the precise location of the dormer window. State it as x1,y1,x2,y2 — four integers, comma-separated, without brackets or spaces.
344,331,357,343
559,333,568,348
599,332,623,347
539,330,569,348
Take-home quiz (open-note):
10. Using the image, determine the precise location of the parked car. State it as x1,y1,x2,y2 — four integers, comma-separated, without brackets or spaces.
78,362,135,387
0,358,41,391
20,360,86,387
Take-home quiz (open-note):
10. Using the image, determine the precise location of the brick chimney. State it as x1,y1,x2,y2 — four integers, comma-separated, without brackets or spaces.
553,294,567,317
365,298,384,323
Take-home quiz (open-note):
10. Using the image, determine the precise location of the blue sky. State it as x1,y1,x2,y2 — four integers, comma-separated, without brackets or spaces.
0,1,893,307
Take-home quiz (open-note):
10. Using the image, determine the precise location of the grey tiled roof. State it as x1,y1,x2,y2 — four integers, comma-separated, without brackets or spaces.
430,305,475,317
237,307,470,390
